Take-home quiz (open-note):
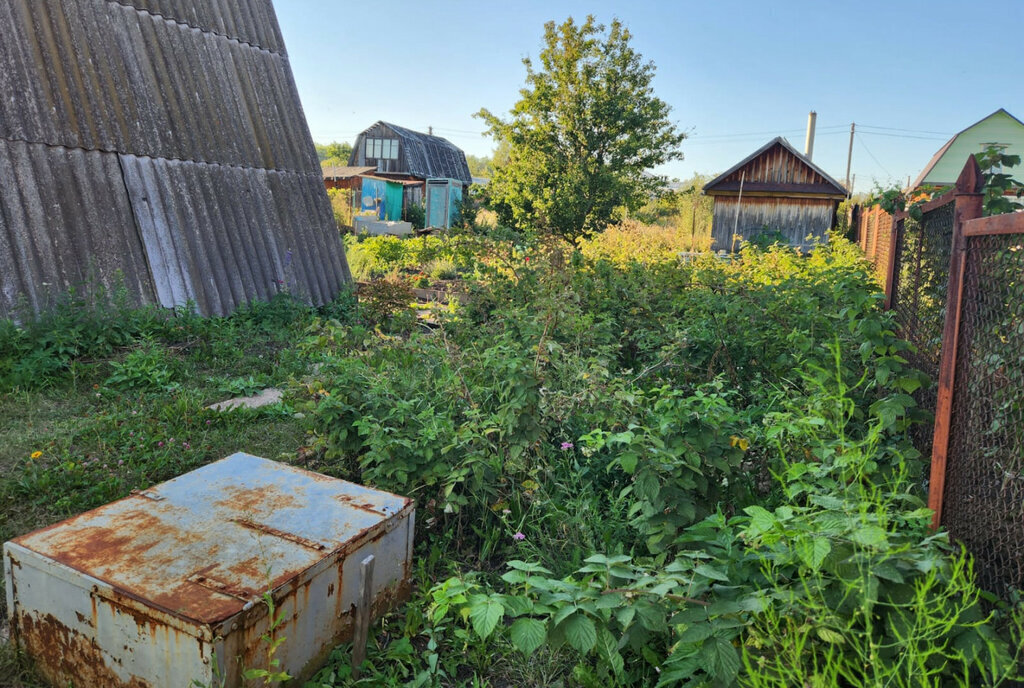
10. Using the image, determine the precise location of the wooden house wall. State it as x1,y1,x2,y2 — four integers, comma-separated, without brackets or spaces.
403,184,424,212
351,123,408,176
716,145,835,188
710,197,838,252
324,177,363,192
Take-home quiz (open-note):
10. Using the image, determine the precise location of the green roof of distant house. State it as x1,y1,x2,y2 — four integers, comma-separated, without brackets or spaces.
912,109,1024,188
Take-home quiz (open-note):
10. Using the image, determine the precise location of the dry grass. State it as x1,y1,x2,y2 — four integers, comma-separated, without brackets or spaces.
579,219,712,265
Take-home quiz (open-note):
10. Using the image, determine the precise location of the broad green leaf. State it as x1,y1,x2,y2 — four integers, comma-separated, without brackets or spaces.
872,561,905,583
678,623,714,644
635,600,667,631
700,636,740,684
501,570,528,585
510,618,546,656
608,430,635,444
618,452,638,474
694,564,730,582
469,599,504,639
500,595,534,617
614,604,635,628
595,592,624,609
743,505,775,537
851,525,888,548
563,613,597,653
506,560,553,574
552,604,578,626
817,627,846,644
796,536,831,572
597,627,624,677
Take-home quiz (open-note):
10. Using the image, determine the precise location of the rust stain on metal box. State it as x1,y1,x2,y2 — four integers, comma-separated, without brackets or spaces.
4,452,415,687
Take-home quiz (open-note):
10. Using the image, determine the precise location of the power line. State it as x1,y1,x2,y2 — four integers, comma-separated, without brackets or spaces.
856,133,892,178
683,131,846,146
857,130,949,141
856,124,953,136
688,125,846,140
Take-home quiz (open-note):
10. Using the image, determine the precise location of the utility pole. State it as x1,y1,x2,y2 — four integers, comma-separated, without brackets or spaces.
845,123,855,195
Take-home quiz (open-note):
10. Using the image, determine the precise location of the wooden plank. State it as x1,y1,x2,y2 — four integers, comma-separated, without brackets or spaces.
963,212,1024,237
927,157,983,531
351,554,376,679
704,181,847,196
893,186,957,221
883,215,901,310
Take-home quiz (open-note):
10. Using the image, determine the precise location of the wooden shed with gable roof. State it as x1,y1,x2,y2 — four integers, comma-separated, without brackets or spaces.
704,137,848,252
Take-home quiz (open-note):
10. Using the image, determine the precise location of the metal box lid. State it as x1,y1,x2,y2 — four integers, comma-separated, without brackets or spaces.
11,453,412,625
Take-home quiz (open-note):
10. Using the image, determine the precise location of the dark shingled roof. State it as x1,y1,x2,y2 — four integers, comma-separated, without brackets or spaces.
376,121,472,185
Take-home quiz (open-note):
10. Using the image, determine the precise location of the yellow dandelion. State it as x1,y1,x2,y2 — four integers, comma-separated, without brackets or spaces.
30,451,42,459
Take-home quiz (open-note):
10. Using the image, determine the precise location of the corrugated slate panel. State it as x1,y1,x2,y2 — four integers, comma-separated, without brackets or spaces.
106,0,286,53
120,155,350,316
0,140,155,318
0,0,350,318
0,0,318,172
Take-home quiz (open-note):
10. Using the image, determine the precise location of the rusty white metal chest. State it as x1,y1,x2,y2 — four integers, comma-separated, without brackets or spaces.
3,453,414,687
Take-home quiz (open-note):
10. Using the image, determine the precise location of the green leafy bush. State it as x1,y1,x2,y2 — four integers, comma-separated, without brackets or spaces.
299,237,1021,687
105,340,177,391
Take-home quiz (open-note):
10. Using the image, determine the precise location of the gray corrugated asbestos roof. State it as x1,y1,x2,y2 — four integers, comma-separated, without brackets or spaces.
0,0,350,318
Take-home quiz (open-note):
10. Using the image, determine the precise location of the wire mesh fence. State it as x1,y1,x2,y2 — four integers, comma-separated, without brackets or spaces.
887,203,956,459
856,204,893,284
854,160,1024,598
940,225,1024,596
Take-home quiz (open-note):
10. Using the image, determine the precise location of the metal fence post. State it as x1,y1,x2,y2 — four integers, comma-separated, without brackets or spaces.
927,157,984,530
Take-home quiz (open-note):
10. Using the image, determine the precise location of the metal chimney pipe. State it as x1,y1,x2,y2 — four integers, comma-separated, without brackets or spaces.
805,111,817,160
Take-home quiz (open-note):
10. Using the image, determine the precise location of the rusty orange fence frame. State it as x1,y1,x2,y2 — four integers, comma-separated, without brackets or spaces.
857,158,986,529
923,160,984,530
860,156,1024,595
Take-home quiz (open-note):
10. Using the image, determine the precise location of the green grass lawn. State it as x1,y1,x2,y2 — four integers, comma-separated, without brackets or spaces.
0,295,338,686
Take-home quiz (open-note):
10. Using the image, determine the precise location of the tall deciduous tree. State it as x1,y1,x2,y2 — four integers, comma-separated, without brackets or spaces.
315,141,353,167
477,16,685,239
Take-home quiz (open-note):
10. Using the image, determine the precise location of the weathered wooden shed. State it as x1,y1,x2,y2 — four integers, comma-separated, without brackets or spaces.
0,0,351,319
348,122,472,187
704,137,848,252
322,166,376,192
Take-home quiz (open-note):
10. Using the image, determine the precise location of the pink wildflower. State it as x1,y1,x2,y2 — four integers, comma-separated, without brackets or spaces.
513,532,526,541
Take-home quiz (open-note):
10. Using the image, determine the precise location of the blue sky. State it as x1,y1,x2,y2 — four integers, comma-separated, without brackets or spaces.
275,1,1024,194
